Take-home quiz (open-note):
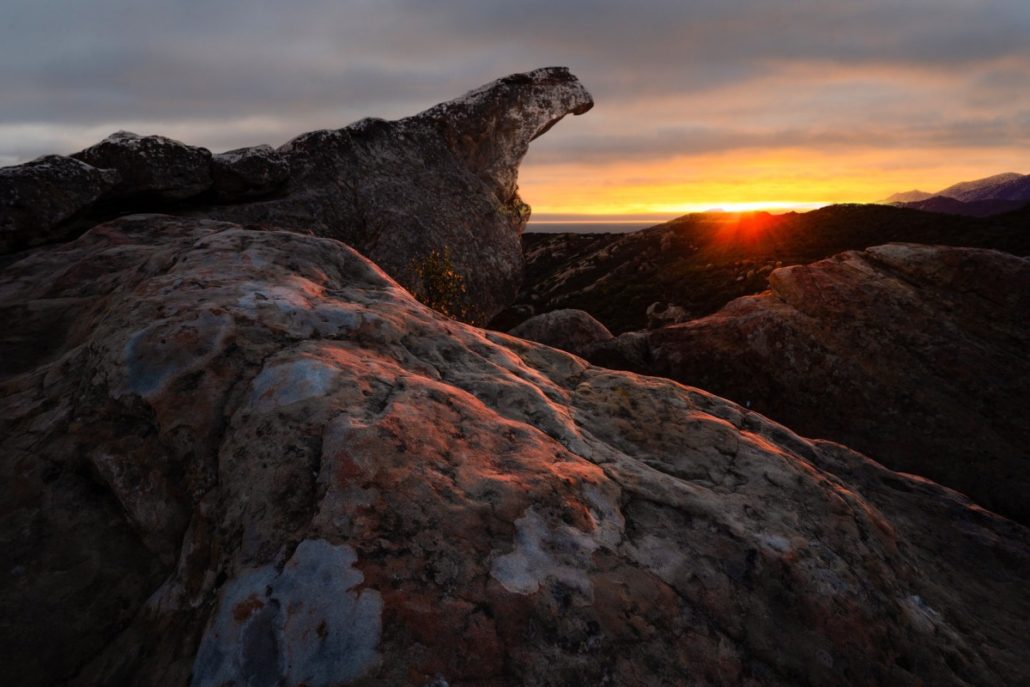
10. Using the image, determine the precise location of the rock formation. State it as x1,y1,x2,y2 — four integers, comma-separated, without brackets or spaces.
0,155,118,253
589,243,1030,525
203,66,592,324
508,308,613,355
72,130,214,200
2,217,1029,686
0,67,594,323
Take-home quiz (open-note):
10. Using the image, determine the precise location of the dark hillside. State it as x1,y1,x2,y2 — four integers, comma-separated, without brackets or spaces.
505,203,1030,333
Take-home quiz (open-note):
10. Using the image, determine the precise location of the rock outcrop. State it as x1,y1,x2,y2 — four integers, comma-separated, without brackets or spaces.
508,308,613,355
590,243,1030,525
204,66,592,324
0,67,594,323
72,131,214,200
2,218,1029,686
0,155,118,253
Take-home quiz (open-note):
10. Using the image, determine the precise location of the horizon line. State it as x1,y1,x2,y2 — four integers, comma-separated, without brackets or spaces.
529,202,840,222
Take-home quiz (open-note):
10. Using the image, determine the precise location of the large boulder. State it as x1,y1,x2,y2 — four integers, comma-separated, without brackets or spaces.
205,66,594,324
590,243,1030,524
508,308,613,354
72,130,213,200
0,155,118,253
2,217,1028,686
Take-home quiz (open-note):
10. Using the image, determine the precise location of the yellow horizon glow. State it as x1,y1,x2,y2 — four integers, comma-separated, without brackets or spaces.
519,146,1030,217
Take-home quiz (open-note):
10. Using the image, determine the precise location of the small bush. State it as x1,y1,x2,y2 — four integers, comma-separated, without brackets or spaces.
410,248,472,321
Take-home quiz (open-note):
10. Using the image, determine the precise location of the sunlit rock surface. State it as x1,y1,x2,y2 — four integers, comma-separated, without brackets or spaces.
591,243,1030,525
2,217,1028,686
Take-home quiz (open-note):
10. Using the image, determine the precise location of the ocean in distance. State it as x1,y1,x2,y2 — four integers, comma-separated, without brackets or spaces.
526,221,655,234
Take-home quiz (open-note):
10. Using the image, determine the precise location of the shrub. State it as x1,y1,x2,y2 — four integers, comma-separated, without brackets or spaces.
410,248,472,321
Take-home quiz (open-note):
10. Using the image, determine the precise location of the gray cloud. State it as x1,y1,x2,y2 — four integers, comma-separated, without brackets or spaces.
2,0,1029,164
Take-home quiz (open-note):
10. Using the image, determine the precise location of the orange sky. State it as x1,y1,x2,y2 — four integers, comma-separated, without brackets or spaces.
519,144,1030,216
518,57,1030,217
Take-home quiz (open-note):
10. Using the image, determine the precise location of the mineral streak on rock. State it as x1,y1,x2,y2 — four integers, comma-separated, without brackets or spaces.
1,216,1028,686
191,539,382,687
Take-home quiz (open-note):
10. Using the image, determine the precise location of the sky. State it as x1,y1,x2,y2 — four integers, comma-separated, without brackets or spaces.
3,0,1030,217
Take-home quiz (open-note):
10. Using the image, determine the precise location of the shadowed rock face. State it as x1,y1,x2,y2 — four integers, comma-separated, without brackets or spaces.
0,67,593,323
72,131,214,200
589,243,1030,525
0,155,118,252
508,308,613,355
2,217,1028,686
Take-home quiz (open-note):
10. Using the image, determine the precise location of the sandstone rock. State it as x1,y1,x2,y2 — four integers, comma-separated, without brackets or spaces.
72,131,213,200
210,144,290,200
0,155,118,253
206,66,593,324
2,218,1028,686
592,243,1030,524
508,308,613,354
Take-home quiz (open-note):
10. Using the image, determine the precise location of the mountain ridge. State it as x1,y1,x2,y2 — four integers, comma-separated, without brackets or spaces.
884,171,1030,216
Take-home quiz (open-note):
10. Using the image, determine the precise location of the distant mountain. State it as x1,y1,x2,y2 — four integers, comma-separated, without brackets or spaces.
899,195,1028,218
886,172,1030,216
883,189,933,203
937,172,1030,202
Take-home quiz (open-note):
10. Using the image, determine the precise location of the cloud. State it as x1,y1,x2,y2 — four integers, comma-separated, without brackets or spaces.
2,0,1029,183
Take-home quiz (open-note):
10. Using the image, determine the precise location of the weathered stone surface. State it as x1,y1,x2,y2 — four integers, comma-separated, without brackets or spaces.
2,68,593,324
72,131,213,200
508,308,613,355
2,218,1028,686
0,155,118,253
210,144,290,200
592,243,1030,524
205,66,593,323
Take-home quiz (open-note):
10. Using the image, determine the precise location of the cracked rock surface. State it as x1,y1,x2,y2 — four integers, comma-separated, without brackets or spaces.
2,216,1028,686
